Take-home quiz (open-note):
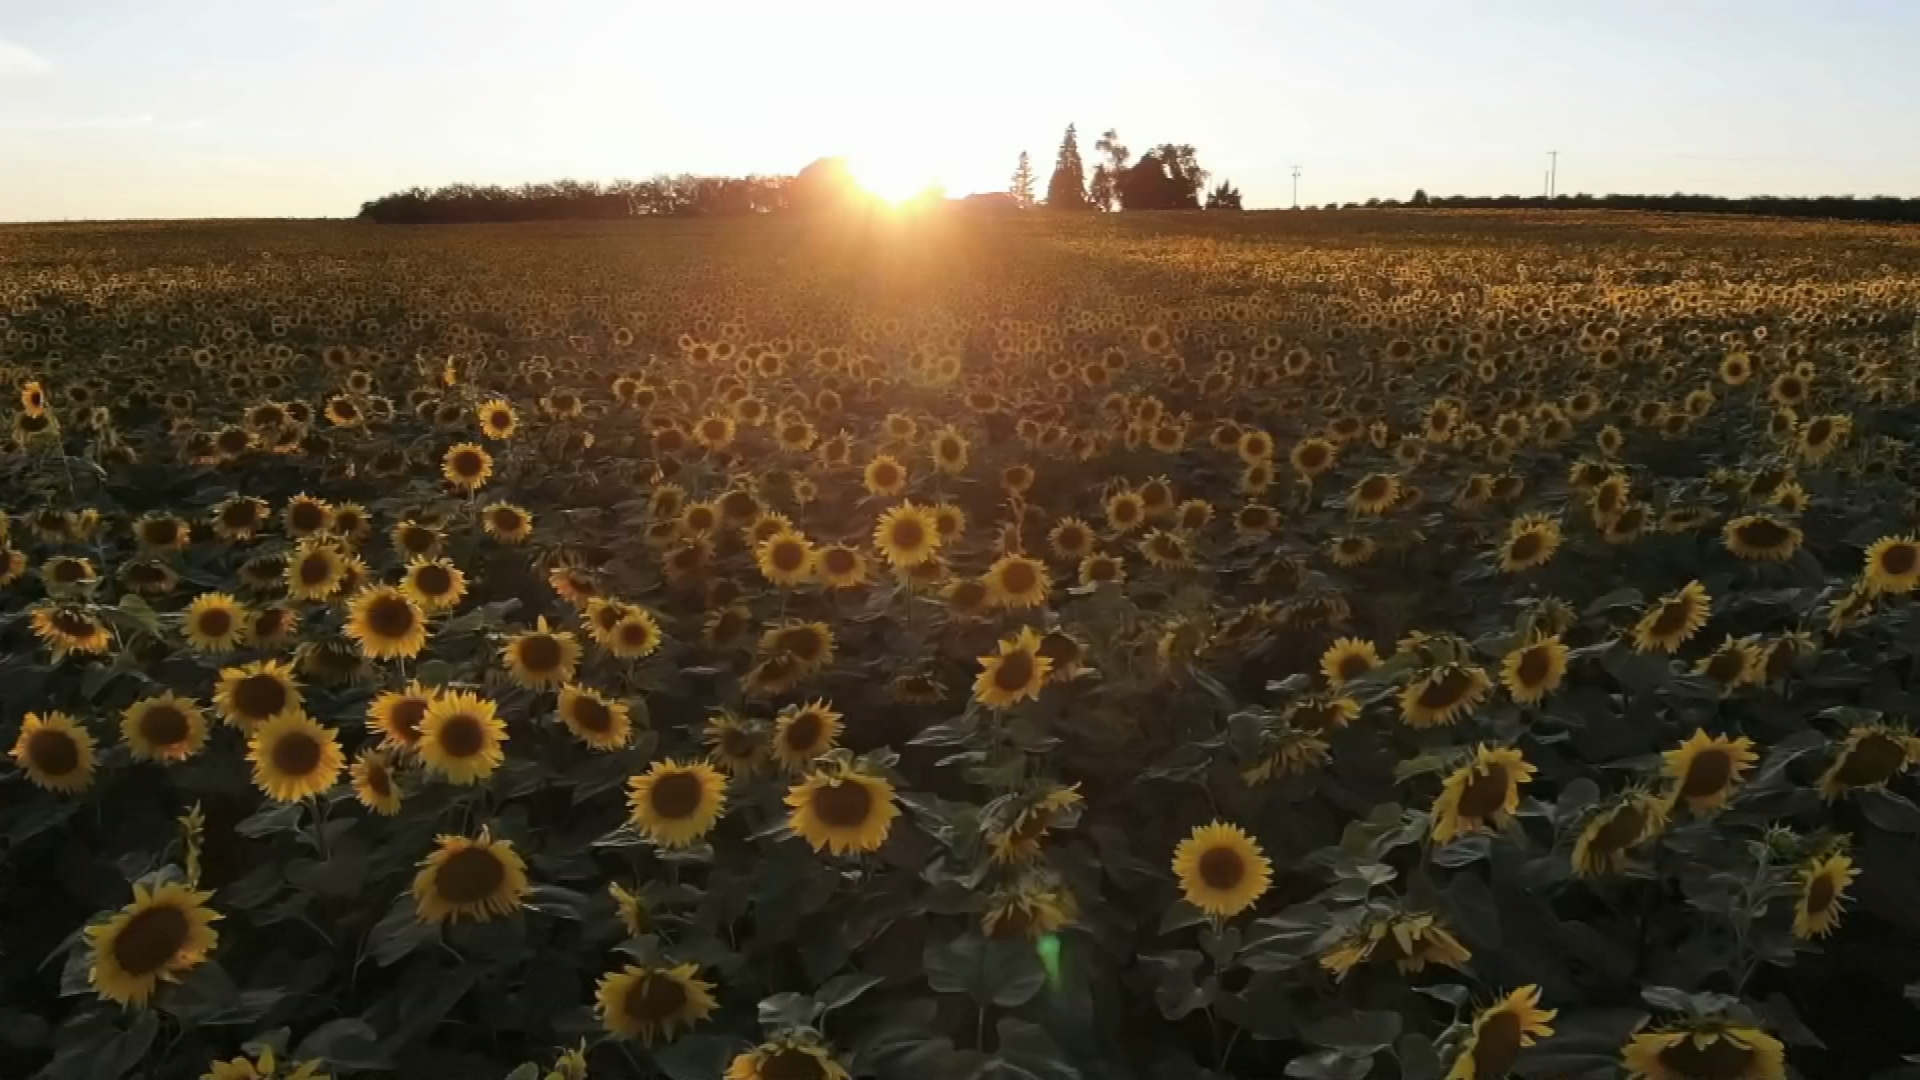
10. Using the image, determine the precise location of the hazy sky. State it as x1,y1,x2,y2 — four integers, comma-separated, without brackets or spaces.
4,0,1919,220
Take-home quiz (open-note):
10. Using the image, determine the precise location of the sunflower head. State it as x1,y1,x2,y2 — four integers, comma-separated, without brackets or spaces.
596,962,716,1044
412,829,531,924
628,759,729,847
1171,821,1272,918
786,761,899,855
86,882,221,1006
11,711,97,793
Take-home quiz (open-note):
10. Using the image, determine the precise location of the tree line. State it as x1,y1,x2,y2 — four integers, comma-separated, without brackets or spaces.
1348,190,1920,224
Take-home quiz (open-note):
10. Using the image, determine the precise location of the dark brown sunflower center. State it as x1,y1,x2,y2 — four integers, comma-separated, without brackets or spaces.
1457,764,1511,819
297,554,336,587
451,450,485,477
619,620,656,649
50,610,99,638
624,973,688,1023
111,903,190,976
1469,1008,1525,1077
771,541,807,572
1359,477,1390,501
993,650,1037,693
1806,873,1837,914
1705,650,1746,683
569,695,614,733
1879,544,1919,577
782,712,824,754
364,594,417,637
776,628,825,662
1087,558,1118,581
516,634,564,673
1736,518,1793,549
1508,533,1544,563
1417,669,1474,710
1649,599,1698,639
1681,748,1735,798
490,509,524,533
217,429,251,453
871,464,900,487
437,714,486,758
1807,419,1832,443
234,674,289,718
365,762,392,796
1656,1034,1755,1080
1833,733,1907,787
1057,527,1088,551
1188,844,1245,893
289,503,327,531
648,771,705,819
195,607,235,640
271,731,323,776
221,502,259,529
1591,802,1649,854
1112,500,1140,524
27,728,80,775
50,559,87,583
1300,446,1328,468
889,519,927,550
435,846,506,904
389,698,428,741
822,549,856,576
810,778,876,828
142,520,181,546
139,705,190,746
950,582,988,610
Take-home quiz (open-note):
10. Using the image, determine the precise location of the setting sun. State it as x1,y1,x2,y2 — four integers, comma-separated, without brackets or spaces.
847,157,942,204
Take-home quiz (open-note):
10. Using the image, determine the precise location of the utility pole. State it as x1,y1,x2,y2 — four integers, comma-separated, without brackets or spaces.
1547,151,1559,199
1290,165,1301,209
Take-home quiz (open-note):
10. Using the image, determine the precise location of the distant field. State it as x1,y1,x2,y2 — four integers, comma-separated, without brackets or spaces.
5,210,1920,1079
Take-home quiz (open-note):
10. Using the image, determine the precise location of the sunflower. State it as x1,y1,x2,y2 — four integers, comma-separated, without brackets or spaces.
0,547,28,586
351,750,403,815
10,711,96,793
1663,730,1758,812
283,493,334,537
214,659,303,731
606,609,665,659
402,557,468,612
705,711,768,775
1863,534,1920,594
975,627,1053,709
502,617,580,689
247,711,344,802
1792,853,1858,939
1104,490,1147,533
1499,515,1562,573
419,689,508,784
1572,790,1668,878
759,620,835,674
412,830,531,923
1722,514,1802,562
1631,581,1711,654
628,759,729,847
1328,534,1377,567
1078,553,1126,586
1430,745,1536,843
773,699,842,771
786,764,899,855
873,502,941,568
1444,985,1556,1080
134,513,190,552
1140,529,1194,570
983,554,1050,609
558,683,634,750
1290,436,1336,478
862,453,907,496
1399,663,1491,727
364,681,435,748
441,442,494,490
41,554,97,591
1695,636,1763,693
596,963,716,1044
1046,518,1095,562
1319,912,1471,981
1500,635,1568,704
727,1034,853,1080
284,540,349,602
756,529,816,586
1827,581,1878,635
814,544,868,588
1819,723,1920,799
1171,822,1272,918
482,501,534,543
1349,472,1400,515
477,398,518,439
86,881,221,1006
121,693,207,764
1621,1023,1785,1080
344,585,429,660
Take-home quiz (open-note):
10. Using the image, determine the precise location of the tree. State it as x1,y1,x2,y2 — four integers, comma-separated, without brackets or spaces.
1409,188,1430,207
1046,124,1090,210
1205,181,1242,210
1009,152,1036,208
1115,145,1208,211
1089,128,1130,211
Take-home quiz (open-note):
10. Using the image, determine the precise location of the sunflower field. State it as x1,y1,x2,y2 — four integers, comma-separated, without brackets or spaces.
4,211,1920,1080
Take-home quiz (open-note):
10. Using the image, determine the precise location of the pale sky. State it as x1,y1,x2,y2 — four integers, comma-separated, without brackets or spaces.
4,0,1919,221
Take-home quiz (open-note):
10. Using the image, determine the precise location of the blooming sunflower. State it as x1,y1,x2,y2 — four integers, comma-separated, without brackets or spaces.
86,881,220,1006
30,603,113,659
975,627,1053,709
402,557,468,612
10,711,96,793
1444,985,1556,1080
1399,663,1491,727
419,689,508,784
1819,723,1920,799
862,453,907,496
1571,790,1668,877
982,554,1050,609
705,711,768,775
1079,553,1126,586
121,693,207,764
755,529,816,586
1500,635,1568,704
1695,636,1763,693
350,749,403,815
214,659,303,732
1171,821,1272,918
873,503,941,568
477,398,517,439
727,1033,852,1080
247,711,344,802
596,963,716,1044
1047,517,1096,561
558,683,633,750
284,540,349,602
1319,912,1471,981
441,442,494,490
1792,853,1858,939
344,585,429,660
1349,472,1400,515
1631,581,1711,654
482,501,534,543
1863,534,1920,594
628,759,729,847
814,544,868,588
1722,514,1802,562
605,609,665,659
769,698,841,771
412,830,530,923
502,617,580,689
1430,745,1536,843
1499,515,1561,572
1621,1022,1785,1080
1663,730,1758,812
787,764,898,855
1290,436,1336,478
283,493,334,537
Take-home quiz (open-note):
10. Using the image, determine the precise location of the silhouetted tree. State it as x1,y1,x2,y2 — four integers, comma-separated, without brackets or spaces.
789,157,874,215
1206,181,1243,210
1409,188,1430,207
1115,145,1208,210
1089,128,1129,211
1009,152,1037,208
1046,124,1090,210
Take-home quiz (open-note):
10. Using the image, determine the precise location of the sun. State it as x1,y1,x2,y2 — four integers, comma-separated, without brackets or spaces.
848,157,940,204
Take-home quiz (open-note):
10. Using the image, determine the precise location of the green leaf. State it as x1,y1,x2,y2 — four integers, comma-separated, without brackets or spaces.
757,992,820,1031
368,896,436,967
924,934,1046,1008
816,972,884,1011
1857,788,1920,834
1306,1010,1402,1052
294,1018,387,1071
524,884,592,920
652,1034,749,1080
